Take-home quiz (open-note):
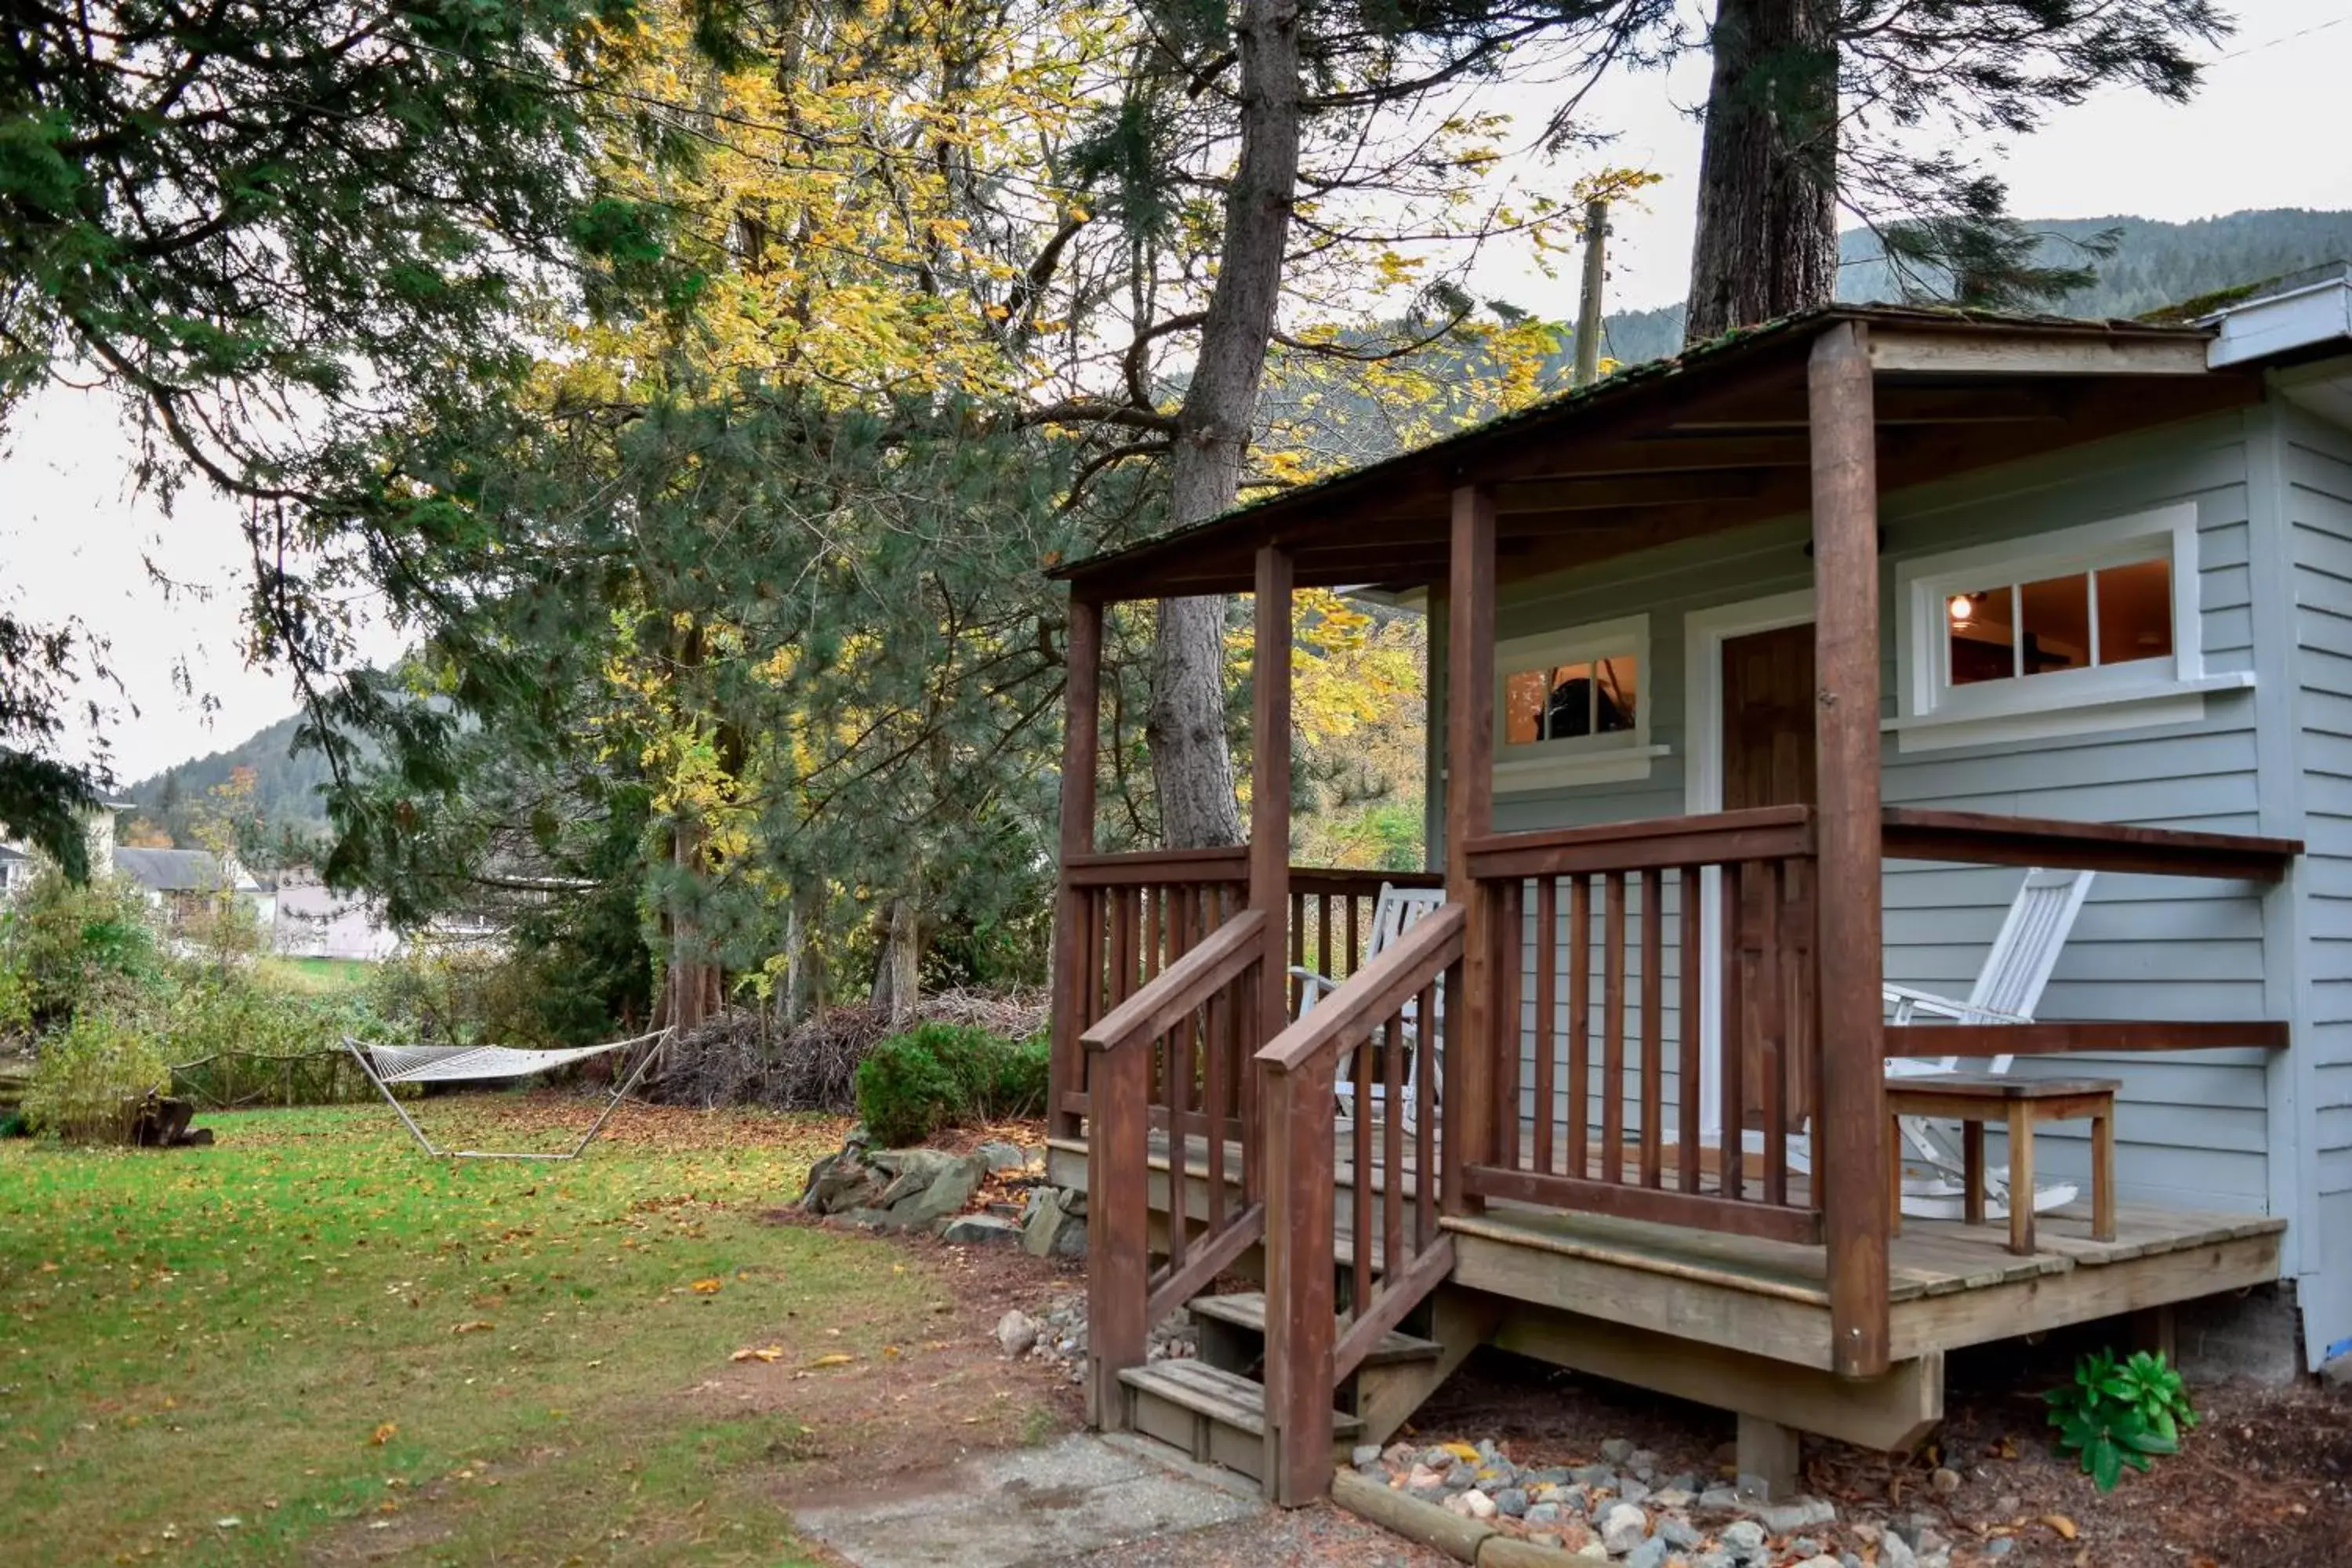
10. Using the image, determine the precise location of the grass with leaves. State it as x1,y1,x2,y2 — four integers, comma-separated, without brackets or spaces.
0,1095,1053,1565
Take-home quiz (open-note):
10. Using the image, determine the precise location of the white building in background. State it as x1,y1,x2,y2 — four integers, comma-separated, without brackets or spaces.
270,867,401,960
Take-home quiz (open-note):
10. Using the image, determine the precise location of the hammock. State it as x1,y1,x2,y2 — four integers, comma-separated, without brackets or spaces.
344,1028,673,1161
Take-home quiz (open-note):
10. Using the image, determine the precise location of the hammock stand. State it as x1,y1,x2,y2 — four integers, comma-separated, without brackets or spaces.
343,1028,674,1160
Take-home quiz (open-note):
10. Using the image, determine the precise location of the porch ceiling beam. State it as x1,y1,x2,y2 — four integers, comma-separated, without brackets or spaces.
1866,325,2213,376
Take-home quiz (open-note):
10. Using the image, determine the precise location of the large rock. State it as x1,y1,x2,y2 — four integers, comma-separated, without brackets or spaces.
1021,1188,1086,1258
886,1151,986,1228
938,1213,1023,1247
873,1148,967,1207
800,1149,889,1214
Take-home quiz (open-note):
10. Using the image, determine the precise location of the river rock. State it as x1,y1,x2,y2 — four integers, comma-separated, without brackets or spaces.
995,1308,1038,1356
1599,1502,1648,1554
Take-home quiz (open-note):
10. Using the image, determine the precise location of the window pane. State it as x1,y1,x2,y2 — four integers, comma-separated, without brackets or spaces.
1593,655,1638,733
1504,669,1547,746
2019,572,2091,675
1947,583,2016,685
1546,662,1595,739
2095,557,2172,666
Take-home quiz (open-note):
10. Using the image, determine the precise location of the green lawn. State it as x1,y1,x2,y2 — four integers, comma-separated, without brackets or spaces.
252,956,376,994
0,1098,1052,1565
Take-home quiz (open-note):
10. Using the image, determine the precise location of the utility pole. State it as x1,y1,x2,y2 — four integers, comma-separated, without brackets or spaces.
1572,198,1610,387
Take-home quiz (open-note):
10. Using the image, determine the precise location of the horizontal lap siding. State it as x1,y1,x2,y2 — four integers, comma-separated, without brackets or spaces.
2292,420,2352,1232
1882,432,2269,1210
1454,418,2277,1209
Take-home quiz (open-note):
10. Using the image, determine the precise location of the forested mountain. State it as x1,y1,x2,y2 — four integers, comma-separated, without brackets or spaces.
122,712,340,846
1595,208,2352,366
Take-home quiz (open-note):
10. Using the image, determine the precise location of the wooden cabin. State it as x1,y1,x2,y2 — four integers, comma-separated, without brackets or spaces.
1044,288,2352,1504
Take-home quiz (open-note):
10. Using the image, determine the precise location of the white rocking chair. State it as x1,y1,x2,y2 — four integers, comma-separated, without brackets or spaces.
1884,866,2096,1221
1293,882,1446,1124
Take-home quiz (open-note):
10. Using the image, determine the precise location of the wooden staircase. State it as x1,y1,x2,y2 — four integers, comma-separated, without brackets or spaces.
1117,1287,1485,1485
1079,897,1472,1501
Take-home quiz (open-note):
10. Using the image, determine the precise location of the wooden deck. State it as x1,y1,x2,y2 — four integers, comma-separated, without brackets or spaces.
1046,1126,2284,1375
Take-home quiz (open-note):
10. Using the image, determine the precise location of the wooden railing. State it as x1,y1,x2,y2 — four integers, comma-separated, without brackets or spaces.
1057,847,1250,1125
1054,851,1441,1123
1257,902,1465,1505
1082,909,1271,1428
1460,807,1824,1245
1877,806,2300,1061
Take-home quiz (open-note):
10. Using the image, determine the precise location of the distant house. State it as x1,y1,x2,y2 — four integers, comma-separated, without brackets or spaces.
0,798,136,902
271,868,399,961
113,847,275,930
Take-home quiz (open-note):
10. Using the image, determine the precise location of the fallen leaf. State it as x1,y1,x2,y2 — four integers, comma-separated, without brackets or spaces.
805,1352,855,1370
452,1319,494,1334
369,1422,397,1446
1996,1435,2020,1461
730,1345,786,1363
2042,1514,2078,1541
690,1278,723,1294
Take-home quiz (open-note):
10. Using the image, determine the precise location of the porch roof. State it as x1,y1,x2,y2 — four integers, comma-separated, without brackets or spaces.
1051,304,2255,602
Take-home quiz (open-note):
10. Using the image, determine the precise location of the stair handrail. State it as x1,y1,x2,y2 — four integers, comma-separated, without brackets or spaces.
1255,900,1466,1505
1083,908,1270,1430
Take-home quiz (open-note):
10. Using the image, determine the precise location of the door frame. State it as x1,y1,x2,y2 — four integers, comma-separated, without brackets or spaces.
1682,589,1816,1135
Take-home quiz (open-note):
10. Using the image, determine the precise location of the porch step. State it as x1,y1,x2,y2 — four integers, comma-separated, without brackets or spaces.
1187,1290,1445,1368
1117,1359,1363,1483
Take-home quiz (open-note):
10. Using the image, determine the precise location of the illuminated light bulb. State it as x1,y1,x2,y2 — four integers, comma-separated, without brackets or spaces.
1948,594,1974,626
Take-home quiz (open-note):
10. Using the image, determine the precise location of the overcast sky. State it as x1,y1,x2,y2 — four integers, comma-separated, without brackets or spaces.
5,0,2350,784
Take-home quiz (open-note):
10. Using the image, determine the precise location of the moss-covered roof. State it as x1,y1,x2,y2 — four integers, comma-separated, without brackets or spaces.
1050,302,2214,592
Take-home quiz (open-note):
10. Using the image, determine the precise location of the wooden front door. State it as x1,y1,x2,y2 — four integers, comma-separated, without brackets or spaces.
1720,623,1818,1127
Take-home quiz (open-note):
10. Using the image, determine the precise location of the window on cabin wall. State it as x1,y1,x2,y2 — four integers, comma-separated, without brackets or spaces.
1944,555,2175,687
1893,502,2220,749
1494,615,1658,789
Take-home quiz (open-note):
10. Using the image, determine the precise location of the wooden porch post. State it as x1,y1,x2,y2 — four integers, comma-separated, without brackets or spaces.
1809,321,1893,1378
1050,593,1102,1141
1250,543,1294,1040
1252,541,1328,1503
1445,485,1497,1217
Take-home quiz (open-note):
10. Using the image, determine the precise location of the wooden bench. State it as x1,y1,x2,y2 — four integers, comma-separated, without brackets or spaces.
1884,1073,2119,1254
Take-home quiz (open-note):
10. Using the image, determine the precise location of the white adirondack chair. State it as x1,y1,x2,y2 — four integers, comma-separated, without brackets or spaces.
1883,866,2096,1220
1294,883,1446,1123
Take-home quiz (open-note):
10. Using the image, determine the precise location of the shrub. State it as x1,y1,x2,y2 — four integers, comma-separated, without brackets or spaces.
2045,1347,2193,1490
23,1011,169,1144
0,871,162,1033
854,1023,1042,1146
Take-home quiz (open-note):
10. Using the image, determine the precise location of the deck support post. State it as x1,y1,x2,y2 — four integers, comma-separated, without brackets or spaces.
1445,485,1497,1217
1809,321,1893,1377
1051,593,1104,1141
1736,1413,1802,1502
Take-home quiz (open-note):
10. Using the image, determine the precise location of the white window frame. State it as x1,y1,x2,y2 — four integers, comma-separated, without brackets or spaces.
1492,614,1665,790
1891,503,2249,752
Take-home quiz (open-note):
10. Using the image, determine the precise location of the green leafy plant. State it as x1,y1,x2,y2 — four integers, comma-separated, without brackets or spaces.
22,1010,169,1145
2045,1348,2192,1490
854,1024,1040,1147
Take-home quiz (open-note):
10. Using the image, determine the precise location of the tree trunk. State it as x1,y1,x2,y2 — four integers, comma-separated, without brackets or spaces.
1147,0,1302,851
666,819,718,1032
779,880,826,1029
1683,0,1840,343
869,892,921,1025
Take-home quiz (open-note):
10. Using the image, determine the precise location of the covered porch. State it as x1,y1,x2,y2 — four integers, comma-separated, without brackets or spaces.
1044,307,2299,1504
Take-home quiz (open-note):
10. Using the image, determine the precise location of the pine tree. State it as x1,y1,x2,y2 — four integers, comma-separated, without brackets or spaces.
1681,0,2229,340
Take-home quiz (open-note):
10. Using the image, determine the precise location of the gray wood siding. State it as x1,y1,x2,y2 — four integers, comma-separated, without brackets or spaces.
2287,403,2352,1367
1436,416,2279,1213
